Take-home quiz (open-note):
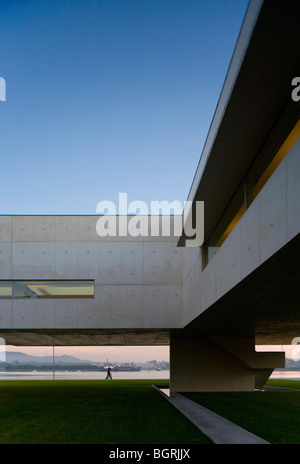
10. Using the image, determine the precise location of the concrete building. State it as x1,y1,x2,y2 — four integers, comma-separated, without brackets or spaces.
0,0,299,391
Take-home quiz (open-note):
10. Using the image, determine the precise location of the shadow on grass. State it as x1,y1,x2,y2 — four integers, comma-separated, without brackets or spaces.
0,379,212,444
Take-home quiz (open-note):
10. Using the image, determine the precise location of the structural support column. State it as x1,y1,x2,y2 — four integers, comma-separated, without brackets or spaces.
170,336,285,392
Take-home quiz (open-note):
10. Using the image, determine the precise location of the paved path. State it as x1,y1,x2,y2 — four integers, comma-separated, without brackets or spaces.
153,386,269,444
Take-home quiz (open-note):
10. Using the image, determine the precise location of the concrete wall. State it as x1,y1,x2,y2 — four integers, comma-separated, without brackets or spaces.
182,136,300,326
170,336,285,392
0,216,183,331
170,337,255,392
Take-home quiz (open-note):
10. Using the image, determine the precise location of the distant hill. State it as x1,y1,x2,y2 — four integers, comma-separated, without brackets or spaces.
4,351,93,365
285,358,300,369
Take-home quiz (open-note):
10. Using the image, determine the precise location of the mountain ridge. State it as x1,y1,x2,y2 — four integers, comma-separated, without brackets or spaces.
3,351,93,365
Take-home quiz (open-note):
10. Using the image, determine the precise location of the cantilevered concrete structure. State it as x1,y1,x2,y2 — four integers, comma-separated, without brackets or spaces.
0,0,299,391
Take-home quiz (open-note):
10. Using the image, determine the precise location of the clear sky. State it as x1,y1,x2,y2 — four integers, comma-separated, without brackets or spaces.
6,344,170,363
5,344,295,364
0,0,249,214
1,0,253,361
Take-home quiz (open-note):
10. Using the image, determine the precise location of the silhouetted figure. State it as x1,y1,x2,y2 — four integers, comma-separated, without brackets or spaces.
105,367,112,380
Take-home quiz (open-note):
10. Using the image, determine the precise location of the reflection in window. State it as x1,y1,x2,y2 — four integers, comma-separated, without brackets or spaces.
0,280,94,299
253,119,300,199
203,118,300,268
205,184,245,265
0,284,13,299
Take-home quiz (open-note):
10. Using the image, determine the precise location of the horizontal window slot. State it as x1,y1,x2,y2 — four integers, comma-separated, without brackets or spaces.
0,280,94,299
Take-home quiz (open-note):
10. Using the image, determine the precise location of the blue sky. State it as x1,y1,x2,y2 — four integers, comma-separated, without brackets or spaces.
0,0,249,215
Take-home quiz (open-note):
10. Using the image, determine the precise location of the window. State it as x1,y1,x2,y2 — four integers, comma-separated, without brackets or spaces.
205,183,245,265
203,118,300,267
0,280,94,299
252,119,300,199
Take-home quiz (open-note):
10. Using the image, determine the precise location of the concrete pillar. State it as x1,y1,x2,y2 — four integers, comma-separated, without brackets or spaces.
170,336,285,392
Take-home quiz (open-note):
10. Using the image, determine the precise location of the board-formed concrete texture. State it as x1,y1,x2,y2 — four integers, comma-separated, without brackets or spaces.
0,215,183,333
0,0,299,391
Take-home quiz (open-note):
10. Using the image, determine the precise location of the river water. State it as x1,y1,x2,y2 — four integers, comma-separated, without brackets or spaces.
0,370,170,381
0,369,299,381
270,370,300,380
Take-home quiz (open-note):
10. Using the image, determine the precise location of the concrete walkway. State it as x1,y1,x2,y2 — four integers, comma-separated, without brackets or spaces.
153,386,269,444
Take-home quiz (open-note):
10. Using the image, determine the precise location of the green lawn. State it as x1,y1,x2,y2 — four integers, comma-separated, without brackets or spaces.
1,378,299,444
0,379,212,444
184,379,300,444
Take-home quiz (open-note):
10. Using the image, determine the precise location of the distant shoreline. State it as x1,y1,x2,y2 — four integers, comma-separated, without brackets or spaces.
0,365,297,373
0,364,169,372
0,370,171,381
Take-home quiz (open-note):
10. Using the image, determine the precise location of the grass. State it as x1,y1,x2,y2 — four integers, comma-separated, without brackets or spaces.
183,379,300,444
1,378,299,444
0,379,212,444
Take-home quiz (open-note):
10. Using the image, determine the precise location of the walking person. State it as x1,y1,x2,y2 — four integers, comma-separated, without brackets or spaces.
105,366,112,380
